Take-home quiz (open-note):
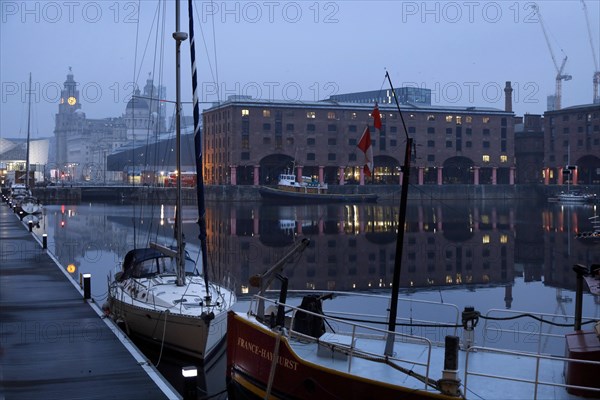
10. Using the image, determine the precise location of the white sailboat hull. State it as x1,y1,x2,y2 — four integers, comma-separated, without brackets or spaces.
107,274,235,361
109,295,228,360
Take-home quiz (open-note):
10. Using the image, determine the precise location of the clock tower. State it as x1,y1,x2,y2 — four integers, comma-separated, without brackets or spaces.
54,67,85,179
58,67,81,113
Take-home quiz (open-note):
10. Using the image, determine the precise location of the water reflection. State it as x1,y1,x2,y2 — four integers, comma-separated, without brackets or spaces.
33,200,599,300
29,200,599,398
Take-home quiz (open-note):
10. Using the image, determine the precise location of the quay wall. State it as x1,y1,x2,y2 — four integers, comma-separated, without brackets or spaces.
29,184,599,204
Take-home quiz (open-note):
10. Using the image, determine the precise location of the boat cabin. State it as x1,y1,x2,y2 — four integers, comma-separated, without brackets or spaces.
117,248,198,281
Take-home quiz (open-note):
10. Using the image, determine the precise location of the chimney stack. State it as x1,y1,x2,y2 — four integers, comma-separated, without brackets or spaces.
504,81,513,113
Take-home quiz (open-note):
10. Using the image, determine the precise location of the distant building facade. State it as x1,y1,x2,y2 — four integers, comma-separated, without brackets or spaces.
514,114,544,184
328,87,432,106
53,70,167,182
543,104,600,185
202,94,516,186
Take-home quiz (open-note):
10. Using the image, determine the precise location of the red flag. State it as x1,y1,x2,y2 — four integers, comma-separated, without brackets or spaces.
357,126,373,177
372,102,382,130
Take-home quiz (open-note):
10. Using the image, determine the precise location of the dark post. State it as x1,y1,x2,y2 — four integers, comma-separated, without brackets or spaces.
572,264,588,331
83,273,91,300
276,276,288,328
181,366,197,400
42,234,47,249
28,220,33,232
384,71,413,356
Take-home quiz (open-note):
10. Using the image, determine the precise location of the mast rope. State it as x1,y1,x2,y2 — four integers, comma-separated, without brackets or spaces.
188,0,211,299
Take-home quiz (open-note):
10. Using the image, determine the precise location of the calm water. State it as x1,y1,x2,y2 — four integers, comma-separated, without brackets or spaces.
28,198,600,397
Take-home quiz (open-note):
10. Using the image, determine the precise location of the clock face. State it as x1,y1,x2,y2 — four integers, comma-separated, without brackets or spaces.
67,96,77,106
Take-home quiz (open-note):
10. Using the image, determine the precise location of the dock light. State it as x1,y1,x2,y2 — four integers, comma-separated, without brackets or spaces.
181,366,197,378
181,366,197,400
67,264,76,274
82,273,91,300
42,234,47,249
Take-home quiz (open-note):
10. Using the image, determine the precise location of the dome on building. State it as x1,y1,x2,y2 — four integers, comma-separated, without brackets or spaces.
126,90,149,110
126,97,149,110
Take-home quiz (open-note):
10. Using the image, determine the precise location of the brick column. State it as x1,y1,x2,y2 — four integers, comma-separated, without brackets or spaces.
296,165,303,183
573,168,578,185
437,167,443,185
473,166,480,185
492,167,497,185
253,165,260,186
359,168,365,185
418,167,424,185
558,167,563,185
230,166,237,186
509,166,515,185
544,168,550,185
318,166,324,184
339,167,345,185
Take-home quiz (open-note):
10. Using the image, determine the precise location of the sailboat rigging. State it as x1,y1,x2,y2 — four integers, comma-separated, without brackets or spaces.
9,73,42,216
105,0,236,362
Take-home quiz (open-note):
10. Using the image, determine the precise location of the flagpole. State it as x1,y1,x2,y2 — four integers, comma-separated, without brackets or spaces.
384,71,414,356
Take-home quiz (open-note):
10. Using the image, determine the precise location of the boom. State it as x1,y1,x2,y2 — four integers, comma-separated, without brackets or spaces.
581,0,600,103
531,4,572,110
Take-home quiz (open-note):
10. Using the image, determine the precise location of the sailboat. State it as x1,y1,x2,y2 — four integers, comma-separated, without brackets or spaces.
226,73,600,399
556,146,597,203
11,73,42,216
105,0,236,362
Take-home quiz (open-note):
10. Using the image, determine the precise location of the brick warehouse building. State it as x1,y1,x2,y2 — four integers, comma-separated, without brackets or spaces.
202,89,516,186
543,104,600,185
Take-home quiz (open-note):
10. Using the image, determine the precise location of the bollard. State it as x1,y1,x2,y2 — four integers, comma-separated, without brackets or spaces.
83,273,91,300
42,234,47,249
28,220,33,232
181,366,198,400
439,335,461,396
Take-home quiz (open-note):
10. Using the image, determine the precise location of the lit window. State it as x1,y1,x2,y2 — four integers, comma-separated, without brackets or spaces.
500,234,508,244
445,115,453,122
456,116,462,125
327,111,336,120
409,114,415,119
482,155,490,163
350,112,357,120
241,109,249,116
482,234,490,244
500,155,508,163
466,116,472,123
427,114,435,121
483,116,490,123
262,109,270,117
307,111,316,119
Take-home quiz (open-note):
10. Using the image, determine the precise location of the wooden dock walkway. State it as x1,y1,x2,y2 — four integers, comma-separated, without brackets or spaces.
0,203,181,399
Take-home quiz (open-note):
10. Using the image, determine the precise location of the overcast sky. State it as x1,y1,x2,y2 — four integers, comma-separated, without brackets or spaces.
1,0,599,140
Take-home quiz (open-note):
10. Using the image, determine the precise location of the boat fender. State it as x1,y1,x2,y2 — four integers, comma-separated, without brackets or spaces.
201,311,215,323
461,307,480,331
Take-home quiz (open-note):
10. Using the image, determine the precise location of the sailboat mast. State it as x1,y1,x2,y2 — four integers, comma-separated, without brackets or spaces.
173,0,188,286
25,73,32,189
384,71,413,356
187,0,211,300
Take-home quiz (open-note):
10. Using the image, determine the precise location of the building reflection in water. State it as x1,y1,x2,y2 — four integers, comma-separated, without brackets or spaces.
42,201,599,299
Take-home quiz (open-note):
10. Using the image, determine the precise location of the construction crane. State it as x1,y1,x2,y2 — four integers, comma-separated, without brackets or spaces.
532,4,572,110
581,0,600,104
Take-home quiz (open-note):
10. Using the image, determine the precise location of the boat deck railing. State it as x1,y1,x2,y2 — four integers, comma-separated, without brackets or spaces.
250,294,442,391
464,345,600,399
481,308,597,354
